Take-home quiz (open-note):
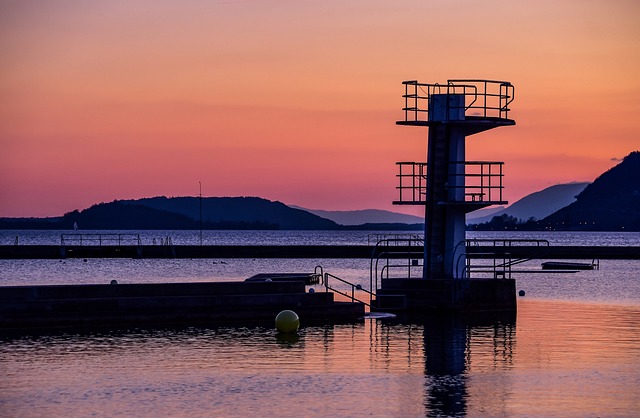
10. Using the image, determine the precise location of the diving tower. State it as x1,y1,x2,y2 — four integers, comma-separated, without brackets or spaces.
372,79,517,312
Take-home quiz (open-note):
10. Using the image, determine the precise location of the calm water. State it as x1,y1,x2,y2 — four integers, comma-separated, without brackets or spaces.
1,230,639,416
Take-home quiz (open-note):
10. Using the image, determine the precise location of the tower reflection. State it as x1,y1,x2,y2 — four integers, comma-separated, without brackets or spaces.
423,316,469,416
370,312,515,417
422,312,515,417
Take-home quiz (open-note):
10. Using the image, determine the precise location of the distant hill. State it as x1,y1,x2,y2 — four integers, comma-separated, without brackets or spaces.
467,182,589,224
62,201,201,230
5,156,638,232
466,206,506,222
294,207,424,226
542,152,640,230
0,196,425,230
471,151,640,231
125,196,340,230
0,197,341,230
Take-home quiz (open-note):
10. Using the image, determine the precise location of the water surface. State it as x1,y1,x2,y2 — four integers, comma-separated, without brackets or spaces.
1,230,639,416
1,300,638,417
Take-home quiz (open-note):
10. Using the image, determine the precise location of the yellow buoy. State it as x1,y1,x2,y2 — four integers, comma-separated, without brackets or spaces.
275,310,300,333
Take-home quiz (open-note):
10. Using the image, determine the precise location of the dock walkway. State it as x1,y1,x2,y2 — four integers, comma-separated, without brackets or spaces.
0,245,638,259
0,280,364,331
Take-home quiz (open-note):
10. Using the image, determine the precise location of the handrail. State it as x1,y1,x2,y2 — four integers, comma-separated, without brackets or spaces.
311,265,324,285
401,79,514,123
462,239,551,279
466,238,550,247
369,236,424,301
324,272,372,307
60,233,142,246
395,161,505,204
395,162,427,204
367,233,422,246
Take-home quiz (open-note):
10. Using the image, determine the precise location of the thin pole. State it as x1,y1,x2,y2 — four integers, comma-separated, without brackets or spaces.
199,181,203,246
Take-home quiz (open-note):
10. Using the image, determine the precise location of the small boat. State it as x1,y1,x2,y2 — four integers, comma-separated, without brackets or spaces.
541,261,595,270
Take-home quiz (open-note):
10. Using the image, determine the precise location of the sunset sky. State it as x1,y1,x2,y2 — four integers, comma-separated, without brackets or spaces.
1,0,639,217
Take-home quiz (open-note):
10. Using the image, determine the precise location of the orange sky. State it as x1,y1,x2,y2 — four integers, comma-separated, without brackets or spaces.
1,0,639,217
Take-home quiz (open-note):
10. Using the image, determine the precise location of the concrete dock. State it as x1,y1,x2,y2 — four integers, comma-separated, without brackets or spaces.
0,244,638,259
0,280,365,332
373,278,517,313
1,243,637,329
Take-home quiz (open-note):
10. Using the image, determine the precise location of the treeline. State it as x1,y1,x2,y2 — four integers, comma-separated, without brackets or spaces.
468,213,639,231
468,214,542,231
0,201,280,230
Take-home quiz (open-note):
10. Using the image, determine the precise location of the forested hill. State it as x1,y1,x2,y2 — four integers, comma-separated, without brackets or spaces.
128,196,340,230
542,151,640,230
471,151,640,231
5,151,640,232
0,197,341,230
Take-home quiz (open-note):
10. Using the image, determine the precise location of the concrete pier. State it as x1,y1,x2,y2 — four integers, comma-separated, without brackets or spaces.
0,244,373,259
0,244,638,259
0,281,365,332
374,278,516,313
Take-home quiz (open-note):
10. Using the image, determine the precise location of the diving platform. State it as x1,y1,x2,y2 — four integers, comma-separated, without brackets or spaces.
376,78,519,313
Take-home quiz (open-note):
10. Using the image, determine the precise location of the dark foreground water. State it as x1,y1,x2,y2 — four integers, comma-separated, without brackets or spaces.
1,300,638,417
1,230,639,416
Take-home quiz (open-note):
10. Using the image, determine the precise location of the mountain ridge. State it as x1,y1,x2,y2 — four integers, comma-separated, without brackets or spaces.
467,182,589,224
2,152,638,232
472,151,640,231
292,207,424,225
542,151,640,230
123,196,340,230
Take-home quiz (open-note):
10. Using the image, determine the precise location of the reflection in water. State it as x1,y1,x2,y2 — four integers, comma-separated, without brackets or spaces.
1,302,638,417
362,312,516,417
422,314,515,417
424,317,469,416
275,332,301,346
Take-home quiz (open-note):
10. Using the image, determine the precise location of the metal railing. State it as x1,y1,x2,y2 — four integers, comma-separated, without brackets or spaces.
369,236,424,303
324,272,372,307
395,162,427,204
448,161,505,203
310,265,324,285
394,161,505,204
400,79,515,124
60,234,142,246
367,233,423,246
460,239,550,279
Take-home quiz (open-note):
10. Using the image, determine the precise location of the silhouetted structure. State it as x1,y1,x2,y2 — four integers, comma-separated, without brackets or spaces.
372,80,517,312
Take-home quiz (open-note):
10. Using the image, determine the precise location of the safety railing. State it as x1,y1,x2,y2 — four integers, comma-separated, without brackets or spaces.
394,161,505,205
369,236,424,302
448,161,505,203
400,79,514,124
324,272,372,307
60,234,142,246
367,233,423,246
310,265,324,285
394,162,427,204
459,239,550,279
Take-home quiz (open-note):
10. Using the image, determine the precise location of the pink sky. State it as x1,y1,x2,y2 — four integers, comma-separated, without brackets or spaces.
1,0,639,217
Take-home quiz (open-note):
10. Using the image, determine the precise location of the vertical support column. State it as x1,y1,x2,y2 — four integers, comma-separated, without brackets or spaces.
424,94,466,280
445,125,467,279
424,124,447,279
